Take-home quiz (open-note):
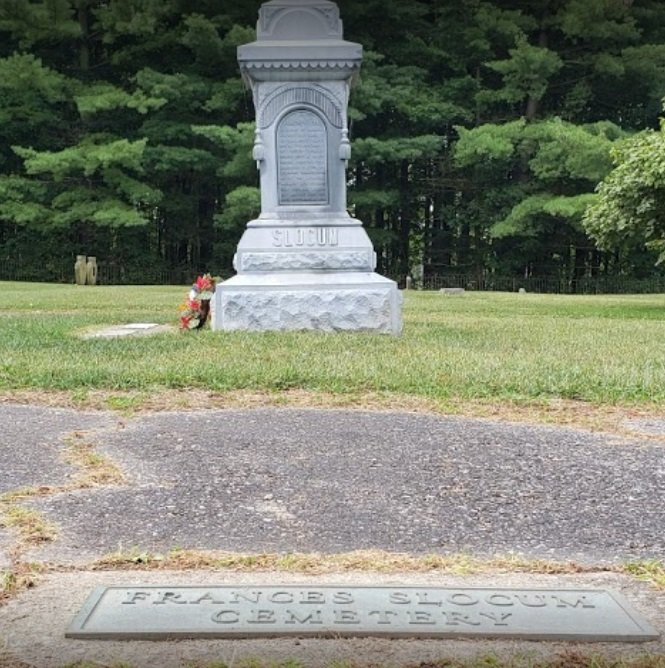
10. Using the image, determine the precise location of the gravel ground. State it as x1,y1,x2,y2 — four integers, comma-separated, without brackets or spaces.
0,531,10,569
623,418,665,437
3,406,661,565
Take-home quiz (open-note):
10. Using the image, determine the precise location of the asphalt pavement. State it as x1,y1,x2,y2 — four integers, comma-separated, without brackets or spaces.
1,403,663,566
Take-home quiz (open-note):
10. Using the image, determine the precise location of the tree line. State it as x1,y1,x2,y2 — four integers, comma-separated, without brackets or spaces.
1,0,664,287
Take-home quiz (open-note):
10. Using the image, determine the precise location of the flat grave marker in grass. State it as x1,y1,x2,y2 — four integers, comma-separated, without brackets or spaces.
81,323,172,339
66,585,659,641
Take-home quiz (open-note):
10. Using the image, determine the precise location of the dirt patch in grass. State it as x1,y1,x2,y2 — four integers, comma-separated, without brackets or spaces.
87,550,664,591
1,507,57,546
1,389,664,440
411,654,665,668
0,563,41,605
91,548,602,576
625,560,665,590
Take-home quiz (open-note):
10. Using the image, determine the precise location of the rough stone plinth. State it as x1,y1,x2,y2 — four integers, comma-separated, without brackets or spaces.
213,272,401,334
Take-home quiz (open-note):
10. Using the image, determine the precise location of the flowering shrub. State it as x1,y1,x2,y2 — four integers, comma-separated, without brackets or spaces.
179,274,217,330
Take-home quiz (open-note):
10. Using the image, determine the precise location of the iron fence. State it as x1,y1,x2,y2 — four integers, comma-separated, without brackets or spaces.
0,258,200,286
0,258,71,283
394,272,665,294
2,259,664,294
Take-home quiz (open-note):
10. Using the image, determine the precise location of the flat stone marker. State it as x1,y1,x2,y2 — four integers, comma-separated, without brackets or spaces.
66,586,659,641
123,323,160,330
82,323,168,339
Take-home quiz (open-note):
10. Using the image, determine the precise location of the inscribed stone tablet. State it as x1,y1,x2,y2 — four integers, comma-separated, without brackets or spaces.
66,586,659,641
277,110,328,205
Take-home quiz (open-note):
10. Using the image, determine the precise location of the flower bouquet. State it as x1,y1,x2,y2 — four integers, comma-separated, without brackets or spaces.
179,274,217,330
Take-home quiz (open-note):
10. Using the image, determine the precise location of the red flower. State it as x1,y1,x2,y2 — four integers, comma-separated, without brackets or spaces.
196,275,214,291
179,273,216,330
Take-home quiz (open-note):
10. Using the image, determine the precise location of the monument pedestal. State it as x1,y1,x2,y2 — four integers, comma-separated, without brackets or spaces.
212,0,402,334
213,271,401,334
212,214,401,334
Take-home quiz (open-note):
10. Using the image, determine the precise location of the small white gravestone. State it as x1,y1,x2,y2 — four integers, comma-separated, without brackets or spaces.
82,323,166,339
211,0,402,334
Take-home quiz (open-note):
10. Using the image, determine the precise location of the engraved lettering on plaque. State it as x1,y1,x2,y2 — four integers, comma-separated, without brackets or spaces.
479,612,512,626
335,609,360,624
67,586,660,641
277,110,328,205
443,611,481,626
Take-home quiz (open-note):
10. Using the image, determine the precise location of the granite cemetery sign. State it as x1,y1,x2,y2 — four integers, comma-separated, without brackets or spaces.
67,585,659,640
211,0,402,334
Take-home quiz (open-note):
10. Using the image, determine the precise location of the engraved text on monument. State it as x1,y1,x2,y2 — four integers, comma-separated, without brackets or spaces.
277,110,328,205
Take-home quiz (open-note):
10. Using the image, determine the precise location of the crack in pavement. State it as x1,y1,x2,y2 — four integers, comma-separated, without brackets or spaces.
0,405,120,572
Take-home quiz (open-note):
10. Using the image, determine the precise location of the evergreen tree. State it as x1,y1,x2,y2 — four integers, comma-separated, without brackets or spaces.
1,0,664,285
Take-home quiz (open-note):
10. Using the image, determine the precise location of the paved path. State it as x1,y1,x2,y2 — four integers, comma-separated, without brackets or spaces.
0,405,114,494
1,404,663,565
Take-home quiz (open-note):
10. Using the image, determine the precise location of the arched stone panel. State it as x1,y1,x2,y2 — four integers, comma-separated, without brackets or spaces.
260,86,343,128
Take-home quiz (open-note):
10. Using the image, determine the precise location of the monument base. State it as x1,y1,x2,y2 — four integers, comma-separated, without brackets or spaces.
211,272,402,335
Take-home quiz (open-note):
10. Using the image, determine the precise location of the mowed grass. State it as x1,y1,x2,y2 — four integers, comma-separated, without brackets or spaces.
1,281,664,403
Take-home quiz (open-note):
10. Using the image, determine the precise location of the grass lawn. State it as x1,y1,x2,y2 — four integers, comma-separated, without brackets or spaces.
1,281,664,411
2,283,665,661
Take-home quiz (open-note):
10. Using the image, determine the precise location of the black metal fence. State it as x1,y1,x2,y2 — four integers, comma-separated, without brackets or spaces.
94,264,201,286
2,258,664,294
416,273,665,294
0,258,72,283
0,258,200,286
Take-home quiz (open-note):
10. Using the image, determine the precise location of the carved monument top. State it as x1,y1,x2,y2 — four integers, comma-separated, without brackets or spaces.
238,0,361,82
258,0,343,40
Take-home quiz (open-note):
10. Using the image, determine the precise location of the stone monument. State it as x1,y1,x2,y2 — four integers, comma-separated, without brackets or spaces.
85,256,97,286
211,0,402,334
74,255,87,285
